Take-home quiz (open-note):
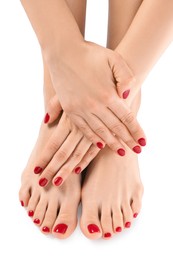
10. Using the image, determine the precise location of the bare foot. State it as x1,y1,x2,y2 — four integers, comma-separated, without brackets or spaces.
80,145,144,240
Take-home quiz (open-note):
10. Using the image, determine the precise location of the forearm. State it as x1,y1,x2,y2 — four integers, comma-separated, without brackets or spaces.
116,0,173,84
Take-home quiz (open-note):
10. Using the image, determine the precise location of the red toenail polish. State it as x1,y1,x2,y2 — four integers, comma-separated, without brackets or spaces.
44,113,50,124
115,227,122,232
133,213,138,218
39,178,48,187
42,226,50,233
74,166,81,174
104,233,112,238
54,177,63,186
20,201,24,207
54,223,68,234
34,166,43,174
28,210,34,217
133,146,141,154
34,218,40,224
138,138,146,147
87,224,100,234
97,142,104,149
125,222,131,228
123,89,130,99
117,148,126,156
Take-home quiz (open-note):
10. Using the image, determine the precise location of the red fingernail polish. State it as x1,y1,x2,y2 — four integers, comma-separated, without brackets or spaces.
54,177,63,186
74,166,81,174
115,227,122,232
138,138,146,147
117,148,126,156
87,224,100,234
34,166,43,174
104,232,112,238
53,223,68,234
28,210,34,217
39,178,48,187
123,89,130,99
34,218,40,224
20,201,24,207
125,222,131,228
42,226,50,233
44,113,50,124
133,145,141,154
97,142,104,149
133,213,138,218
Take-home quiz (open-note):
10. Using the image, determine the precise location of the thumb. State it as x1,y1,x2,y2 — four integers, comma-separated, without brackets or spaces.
44,95,62,124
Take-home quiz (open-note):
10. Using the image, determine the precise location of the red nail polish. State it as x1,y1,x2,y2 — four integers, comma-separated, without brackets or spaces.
20,201,24,207
104,232,112,238
117,148,126,156
54,177,63,186
87,224,100,234
133,146,141,154
125,222,131,228
74,166,81,174
133,213,138,218
34,218,40,224
28,210,34,217
97,142,104,149
123,89,130,99
115,227,122,232
44,113,50,124
34,166,43,174
39,178,48,187
42,226,50,233
138,138,146,147
53,223,68,234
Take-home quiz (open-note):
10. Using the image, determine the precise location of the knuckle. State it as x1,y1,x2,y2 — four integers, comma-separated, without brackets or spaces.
48,140,58,152
56,150,67,161
121,112,135,125
87,148,97,158
45,168,54,177
108,141,118,151
111,123,123,134
95,127,106,137
72,150,82,160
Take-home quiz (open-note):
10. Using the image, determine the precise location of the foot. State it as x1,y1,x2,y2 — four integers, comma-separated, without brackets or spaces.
80,145,144,240
19,121,81,239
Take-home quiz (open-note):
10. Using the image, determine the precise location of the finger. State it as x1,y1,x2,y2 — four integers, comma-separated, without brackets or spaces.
44,95,62,124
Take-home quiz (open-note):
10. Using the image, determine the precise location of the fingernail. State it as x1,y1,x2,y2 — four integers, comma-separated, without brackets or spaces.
125,222,131,228
138,138,146,147
104,232,112,238
117,148,126,156
87,224,100,234
115,227,122,232
39,178,48,187
34,218,40,224
44,113,50,124
74,166,82,174
54,176,63,186
42,226,50,233
133,145,141,154
28,210,34,217
53,223,68,234
133,213,138,218
20,201,24,207
123,89,130,99
97,142,104,149
34,166,43,174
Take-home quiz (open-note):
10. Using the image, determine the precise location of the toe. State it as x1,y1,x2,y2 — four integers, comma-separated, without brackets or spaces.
112,207,124,234
33,197,48,226
100,206,113,239
19,184,31,208
122,201,133,229
27,190,40,218
131,196,142,219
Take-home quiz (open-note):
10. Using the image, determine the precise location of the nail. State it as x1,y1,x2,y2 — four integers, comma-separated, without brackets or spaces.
115,227,122,232
117,148,126,156
133,213,138,218
54,176,63,186
133,145,141,154
44,113,50,124
39,178,48,187
104,232,112,238
20,201,24,207
123,89,130,99
33,218,40,224
28,210,34,217
138,138,146,147
42,226,50,233
87,224,100,234
97,142,104,149
53,223,68,234
74,166,82,174
125,222,131,228
34,166,43,174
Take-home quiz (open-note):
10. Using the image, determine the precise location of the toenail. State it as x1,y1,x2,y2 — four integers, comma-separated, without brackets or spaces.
42,226,50,233
115,227,122,233
87,224,100,234
39,178,48,187
54,177,63,186
125,222,131,228
96,142,104,149
34,166,43,174
117,148,126,156
34,218,40,224
28,210,34,217
44,113,50,124
133,146,141,154
104,233,112,238
74,166,82,174
20,201,24,207
53,223,68,234
122,89,130,99
138,138,146,146
133,213,138,218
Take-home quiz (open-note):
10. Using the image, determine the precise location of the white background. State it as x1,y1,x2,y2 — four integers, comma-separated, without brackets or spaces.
0,0,173,259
